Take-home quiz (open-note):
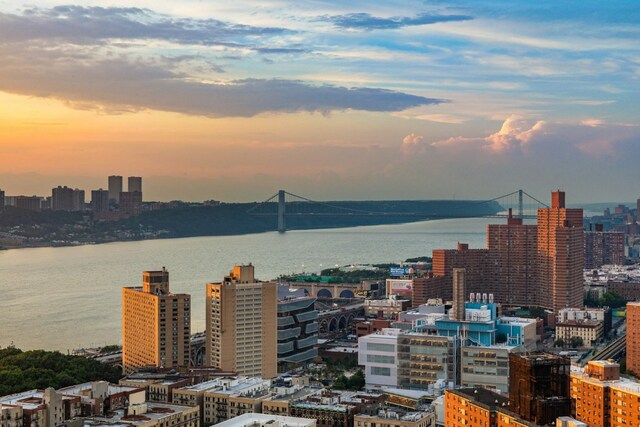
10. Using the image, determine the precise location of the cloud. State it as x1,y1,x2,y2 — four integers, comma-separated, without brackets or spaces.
0,44,443,117
401,133,429,156
0,6,296,52
321,12,472,31
431,115,639,157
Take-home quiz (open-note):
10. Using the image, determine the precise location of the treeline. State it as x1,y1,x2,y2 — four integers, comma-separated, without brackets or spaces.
584,292,628,309
1,199,502,242
0,347,121,395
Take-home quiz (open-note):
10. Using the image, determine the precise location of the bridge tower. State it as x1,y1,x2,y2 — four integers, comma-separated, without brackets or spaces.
518,189,524,219
278,190,286,233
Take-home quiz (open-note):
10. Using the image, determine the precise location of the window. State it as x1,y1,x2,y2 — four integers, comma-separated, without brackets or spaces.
367,354,395,364
371,366,391,376
366,342,395,352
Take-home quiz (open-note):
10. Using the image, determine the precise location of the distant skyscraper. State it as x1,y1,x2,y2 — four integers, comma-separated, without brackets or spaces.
537,191,584,311
122,268,191,373
205,264,277,378
52,186,74,211
0,188,4,211
128,176,142,193
108,175,123,204
91,189,109,213
72,189,85,211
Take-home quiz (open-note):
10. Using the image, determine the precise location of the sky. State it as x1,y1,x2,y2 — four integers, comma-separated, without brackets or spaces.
0,1,638,203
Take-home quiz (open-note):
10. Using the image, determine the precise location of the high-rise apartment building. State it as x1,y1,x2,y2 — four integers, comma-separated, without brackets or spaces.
108,175,123,204
128,176,142,193
537,191,584,311
626,302,640,375
72,189,85,211
205,265,277,378
119,191,143,216
428,191,583,312
51,186,74,211
52,186,84,211
90,189,109,213
122,268,191,374
584,226,625,269
15,196,42,211
487,211,538,306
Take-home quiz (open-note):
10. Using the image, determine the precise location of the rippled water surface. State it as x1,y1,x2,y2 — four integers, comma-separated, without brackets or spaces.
0,218,493,351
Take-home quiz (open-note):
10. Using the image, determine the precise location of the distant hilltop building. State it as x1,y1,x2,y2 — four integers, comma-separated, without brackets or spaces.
51,186,85,211
90,189,109,213
128,176,142,193
95,175,143,220
108,175,122,204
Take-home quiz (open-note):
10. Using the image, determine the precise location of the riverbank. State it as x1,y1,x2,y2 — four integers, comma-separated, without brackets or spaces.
0,199,501,250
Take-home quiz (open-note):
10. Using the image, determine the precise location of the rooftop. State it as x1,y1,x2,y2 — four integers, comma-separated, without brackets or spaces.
268,386,321,402
0,390,45,410
356,410,433,422
58,383,140,397
572,364,640,394
175,379,224,392
382,388,440,399
450,388,509,410
206,377,270,396
214,413,316,427
79,403,196,427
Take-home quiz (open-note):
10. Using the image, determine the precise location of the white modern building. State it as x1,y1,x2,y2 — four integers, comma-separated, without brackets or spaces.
358,329,401,388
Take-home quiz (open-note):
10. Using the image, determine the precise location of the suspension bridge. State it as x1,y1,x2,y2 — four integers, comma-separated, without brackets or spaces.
247,189,550,233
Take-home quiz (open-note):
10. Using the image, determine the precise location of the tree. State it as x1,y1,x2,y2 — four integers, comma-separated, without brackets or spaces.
570,336,584,348
554,338,565,348
0,347,121,395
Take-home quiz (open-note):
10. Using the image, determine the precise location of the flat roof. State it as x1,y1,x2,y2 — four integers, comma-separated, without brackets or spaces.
206,378,270,396
0,390,44,410
58,383,140,397
214,413,315,427
79,403,196,427
382,388,435,399
450,388,509,410
268,386,321,402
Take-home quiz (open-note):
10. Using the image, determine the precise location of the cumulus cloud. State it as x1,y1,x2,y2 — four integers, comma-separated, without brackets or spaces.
431,115,639,157
401,133,429,156
322,12,472,31
432,115,546,154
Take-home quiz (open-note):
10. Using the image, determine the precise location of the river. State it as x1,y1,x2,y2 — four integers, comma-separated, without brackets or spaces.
0,217,494,351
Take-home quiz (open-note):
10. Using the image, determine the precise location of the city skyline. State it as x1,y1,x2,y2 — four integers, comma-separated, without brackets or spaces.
1,1,639,202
